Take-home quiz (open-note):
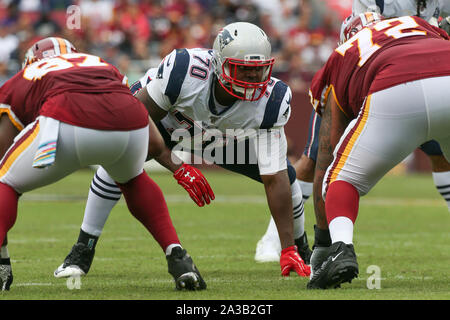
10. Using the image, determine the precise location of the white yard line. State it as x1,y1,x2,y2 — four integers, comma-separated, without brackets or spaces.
21,194,445,207
14,282,53,287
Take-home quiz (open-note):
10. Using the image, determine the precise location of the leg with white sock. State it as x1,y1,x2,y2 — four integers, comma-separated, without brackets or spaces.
325,181,359,245
420,141,450,212
103,125,205,290
307,180,360,289
254,216,280,262
308,79,445,289
292,118,324,268
81,166,121,237
55,167,186,278
112,171,204,290
292,180,306,239
437,138,450,212
54,166,121,277
427,152,450,212
255,178,311,263
291,180,312,264
432,171,450,212
0,119,119,287
297,179,313,202
54,127,198,284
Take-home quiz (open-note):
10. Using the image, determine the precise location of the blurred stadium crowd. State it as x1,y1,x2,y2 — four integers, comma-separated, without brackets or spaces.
0,0,348,89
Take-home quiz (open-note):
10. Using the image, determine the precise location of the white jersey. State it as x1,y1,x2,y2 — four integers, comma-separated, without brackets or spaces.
133,48,293,175
352,0,444,23
441,0,450,15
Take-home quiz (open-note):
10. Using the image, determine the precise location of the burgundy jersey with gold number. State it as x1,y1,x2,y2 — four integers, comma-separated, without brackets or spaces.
309,16,450,119
0,53,148,131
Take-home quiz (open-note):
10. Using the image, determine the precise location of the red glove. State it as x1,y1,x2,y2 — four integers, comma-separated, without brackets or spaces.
173,163,215,207
280,245,311,277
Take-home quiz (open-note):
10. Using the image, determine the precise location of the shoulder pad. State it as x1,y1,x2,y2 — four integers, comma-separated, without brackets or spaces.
260,80,291,129
158,49,191,104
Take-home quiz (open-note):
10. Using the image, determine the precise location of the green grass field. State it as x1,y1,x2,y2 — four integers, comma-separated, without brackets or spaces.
1,168,449,300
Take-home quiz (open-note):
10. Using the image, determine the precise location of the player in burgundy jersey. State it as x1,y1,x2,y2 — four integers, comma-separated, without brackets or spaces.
258,0,450,264
0,37,207,291
306,13,450,289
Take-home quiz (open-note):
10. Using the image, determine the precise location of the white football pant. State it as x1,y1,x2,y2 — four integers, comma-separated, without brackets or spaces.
0,116,149,193
323,76,450,198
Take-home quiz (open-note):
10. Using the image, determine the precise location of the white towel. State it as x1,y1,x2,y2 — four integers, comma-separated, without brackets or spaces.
32,117,60,168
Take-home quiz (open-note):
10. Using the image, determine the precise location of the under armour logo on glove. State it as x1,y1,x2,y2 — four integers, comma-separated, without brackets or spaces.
174,163,215,207
184,172,196,183
280,245,311,277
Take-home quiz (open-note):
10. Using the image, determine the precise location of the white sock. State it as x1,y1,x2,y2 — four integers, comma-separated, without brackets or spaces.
81,167,121,236
329,217,354,245
260,180,306,242
262,217,279,241
432,171,450,212
297,179,313,202
291,179,305,239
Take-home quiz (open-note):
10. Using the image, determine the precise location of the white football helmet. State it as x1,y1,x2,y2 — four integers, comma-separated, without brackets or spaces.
352,0,440,25
212,22,275,101
415,0,440,21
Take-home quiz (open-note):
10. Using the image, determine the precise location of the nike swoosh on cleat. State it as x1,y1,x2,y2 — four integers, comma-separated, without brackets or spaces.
331,251,344,261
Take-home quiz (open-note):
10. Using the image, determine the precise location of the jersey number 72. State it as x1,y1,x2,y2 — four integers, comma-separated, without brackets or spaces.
336,16,427,67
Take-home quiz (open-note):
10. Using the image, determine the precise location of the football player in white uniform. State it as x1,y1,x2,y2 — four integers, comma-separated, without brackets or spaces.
353,0,449,26
53,22,311,279
353,0,450,32
258,0,450,273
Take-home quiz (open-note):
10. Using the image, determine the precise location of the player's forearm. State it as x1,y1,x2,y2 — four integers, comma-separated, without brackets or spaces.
146,115,181,173
261,171,294,249
154,148,183,173
313,169,328,230
313,104,334,229
313,99,350,229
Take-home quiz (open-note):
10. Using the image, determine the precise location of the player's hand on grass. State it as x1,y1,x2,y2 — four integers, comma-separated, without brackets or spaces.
280,245,311,277
174,163,215,207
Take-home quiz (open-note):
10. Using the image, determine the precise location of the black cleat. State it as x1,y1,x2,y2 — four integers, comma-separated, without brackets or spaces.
307,241,358,289
167,247,206,291
295,232,312,265
0,259,13,291
54,243,95,278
